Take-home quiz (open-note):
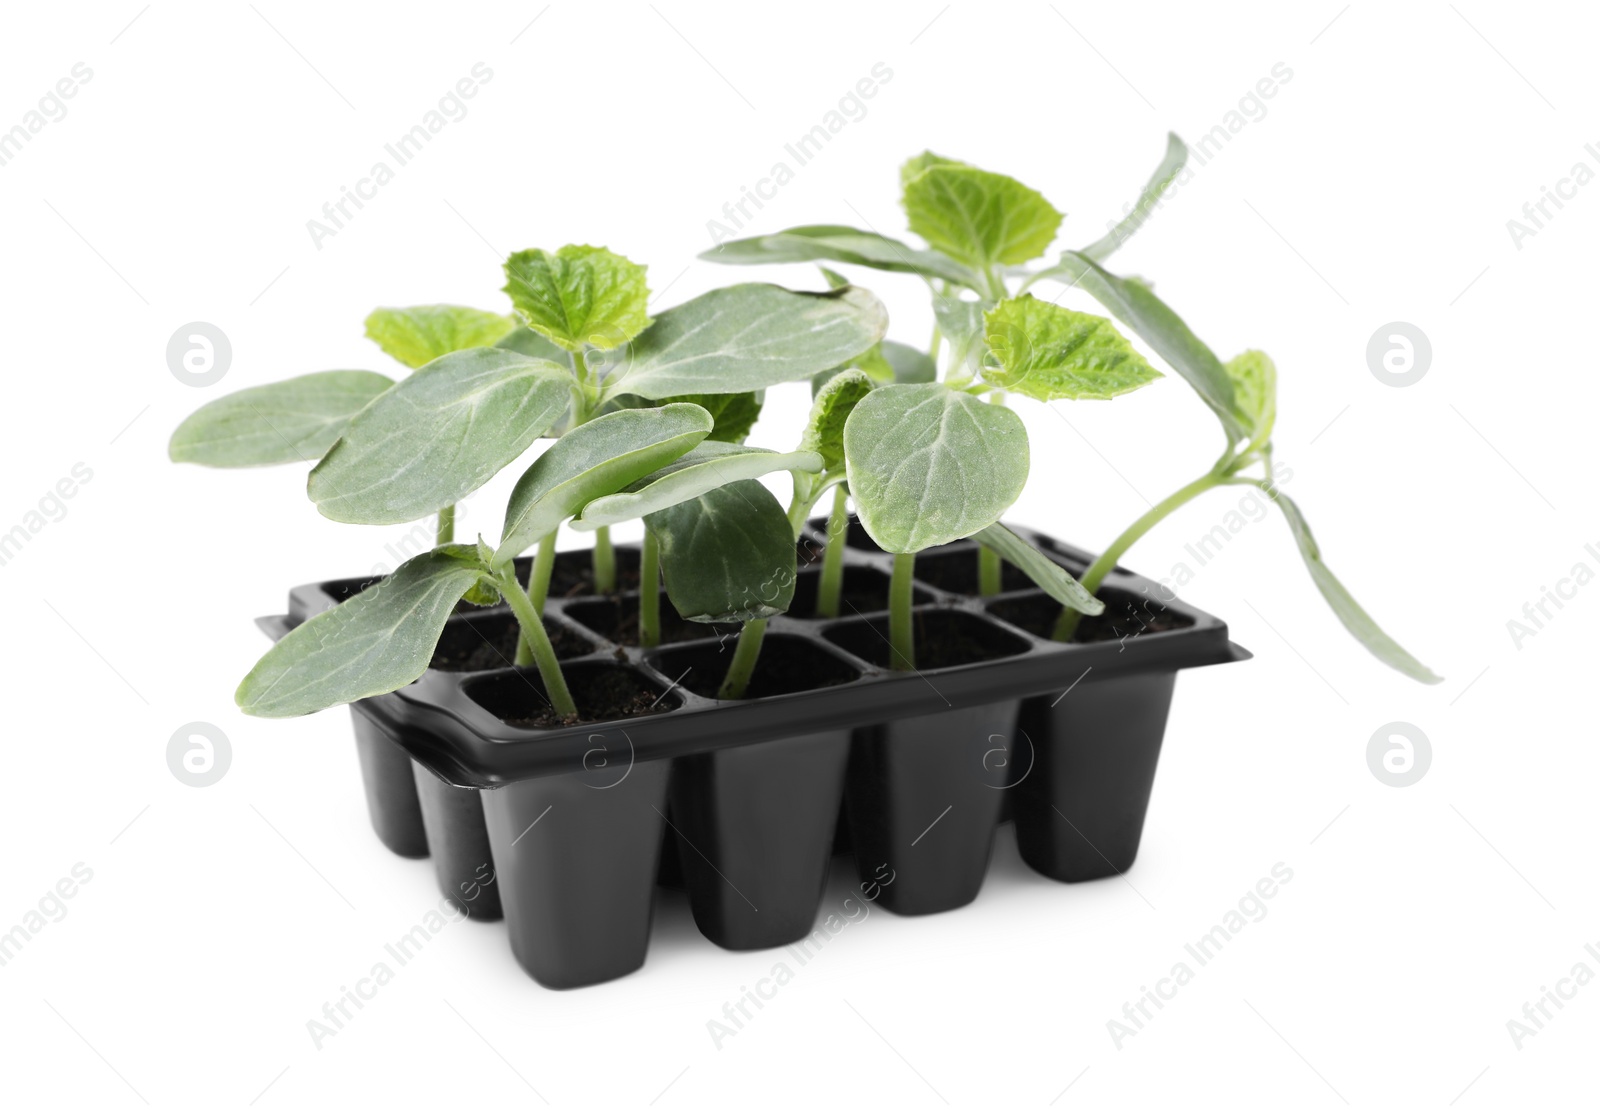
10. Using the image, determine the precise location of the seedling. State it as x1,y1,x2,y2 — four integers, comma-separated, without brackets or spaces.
221,245,889,720
705,138,1439,682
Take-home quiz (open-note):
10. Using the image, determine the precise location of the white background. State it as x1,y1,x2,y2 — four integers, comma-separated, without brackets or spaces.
1,1,1594,1106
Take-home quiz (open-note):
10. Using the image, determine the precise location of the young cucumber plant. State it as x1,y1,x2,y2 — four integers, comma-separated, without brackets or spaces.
230,248,889,720
705,138,1439,683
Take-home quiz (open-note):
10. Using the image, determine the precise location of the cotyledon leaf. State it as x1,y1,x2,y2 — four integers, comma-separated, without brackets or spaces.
700,225,983,289
309,349,570,525
573,441,822,531
647,479,798,622
494,404,712,564
606,283,888,400
1078,132,1189,262
169,370,394,468
236,546,491,718
842,382,1029,553
973,523,1103,615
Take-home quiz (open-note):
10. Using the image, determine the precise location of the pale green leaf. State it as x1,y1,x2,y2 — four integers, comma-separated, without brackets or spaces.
1025,252,1247,441
800,369,873,472
900,150,965,188
494,325,569,361
608,283,888,400
648,480,797,622
881,340,936,384
973,523,1103,615
501,244,651,353
1226,349,1277,447
575,441,821,530
237,546,490,717
364,305,518,369
700,225,982,289
495,404,712,563
169,370,393,468
982,295,1162,401
309,349,570,525
933,294,987,381
1079,132,1188,262
843,383,1029,552
1271,491,1442,684
902,164,1062,270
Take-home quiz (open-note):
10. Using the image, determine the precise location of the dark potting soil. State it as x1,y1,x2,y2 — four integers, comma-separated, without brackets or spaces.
668,635,862,700
911,548,1041,595
430,615,593,672
502,666,676,730
824,609,1030,670
565,595,739,648
986,588,1194,643
788,565,935,619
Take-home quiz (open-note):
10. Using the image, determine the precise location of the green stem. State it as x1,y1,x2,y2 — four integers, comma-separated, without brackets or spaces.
889,552,916,671
593,525,615,593
717,618,767,700
515,532,558,666
499,566,578,718
435,504,455,545
817,484,849,617
978,546,1002,596
1052,469,1228,641
639,529,661,648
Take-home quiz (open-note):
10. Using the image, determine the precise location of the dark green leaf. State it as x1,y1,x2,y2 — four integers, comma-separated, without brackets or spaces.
647,480,798,622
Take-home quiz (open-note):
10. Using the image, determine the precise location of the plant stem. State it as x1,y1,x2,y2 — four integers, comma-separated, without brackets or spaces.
978,546,1002,596
515,532,558,666
717,618,767,700
592,525,615,593
639,529,661,648
889,552,916,670
817,484,849,617
1052,469,1227,641
435,504,455,545
498,567,578,718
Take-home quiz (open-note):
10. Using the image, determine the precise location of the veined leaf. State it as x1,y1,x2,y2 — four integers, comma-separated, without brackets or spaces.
1026,252,1248,442
309,349,570,525
364,305,518,369
1271,491,1442,684
800,369,873,472
502,244,651,353
495,404,712,563
902,163,1062,270
494,325,569,362
700,225,982,289
575,441,822,530
607,284,888,400
169,370,393,468
237,546,490,717
982,295,1162,401
900,150,965,188
1226,349,1277,447
843,383,1029,552
648,479,797,622
974,524,1103,615
1079,132,1188,262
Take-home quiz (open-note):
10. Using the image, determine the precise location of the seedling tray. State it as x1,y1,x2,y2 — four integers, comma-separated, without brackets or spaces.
260,521,1248,988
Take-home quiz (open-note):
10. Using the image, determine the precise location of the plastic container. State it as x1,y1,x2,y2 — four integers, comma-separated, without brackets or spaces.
259,524,1248,988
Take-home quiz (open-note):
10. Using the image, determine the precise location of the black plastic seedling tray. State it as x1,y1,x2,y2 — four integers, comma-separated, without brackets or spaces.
259,521,1248,989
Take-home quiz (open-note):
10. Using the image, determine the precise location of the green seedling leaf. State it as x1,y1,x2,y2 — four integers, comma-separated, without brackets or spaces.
801,369,873,472
495,404,712,563
900,150,965,188
309,349,569,525
170,370,393,468
574,441,822,530
974,524,1103,615
626,391,764,443
1028,252,1248,442
843,383,1029,552
364,305,518,369
647,479,797,622
608,284,888,400
933,293,987,380
1271,491,1442,684
982,295,1162,401
494,325,569,361
502,244,651,353
1225,349,1277,448
902,163,1063,271
701,225,982,289
882,340,936,384
236,546,490,717
1079,132,1188,262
